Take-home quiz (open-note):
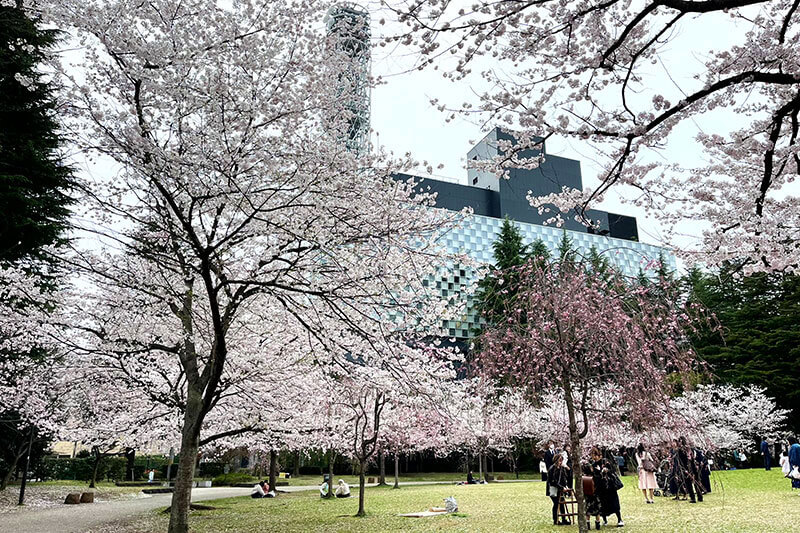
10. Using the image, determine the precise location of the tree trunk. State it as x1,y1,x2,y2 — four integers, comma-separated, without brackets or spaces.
0,451,21,491
326,450,335,499
478,451,484,482
378,452,386,485
167,411,202,533
292,450,300,478
490,456,494,479
89,448,101,489
125,448,136,482
356,460,366,517
393,453,400,489
268,450,278,495
564,378,587,533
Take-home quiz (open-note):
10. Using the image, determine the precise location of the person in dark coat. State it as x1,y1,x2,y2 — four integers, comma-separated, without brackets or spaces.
543,440,556,482
668,440,682,498
547,453,572,526
677,437,702,503
591,449,624,528
760,438,771,471
694,448,712,494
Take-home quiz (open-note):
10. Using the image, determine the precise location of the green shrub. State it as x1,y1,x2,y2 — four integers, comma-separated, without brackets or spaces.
199,461,225,478
212,471,257,485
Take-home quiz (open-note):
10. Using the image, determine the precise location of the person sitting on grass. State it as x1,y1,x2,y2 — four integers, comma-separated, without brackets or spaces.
467,470,478,484
251,480,269,499
335,479,351,498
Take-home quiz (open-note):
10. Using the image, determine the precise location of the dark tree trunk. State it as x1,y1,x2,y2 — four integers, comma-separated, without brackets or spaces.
167,402,202,533
564,377,587,533
292,450,300,478
125,448,136,482
378,451,386,485
0,450,22,491
478,452,484,482
268,449,278,495
326,450,335,499
356,460,366,517
393,453,400,489
89,447,101,489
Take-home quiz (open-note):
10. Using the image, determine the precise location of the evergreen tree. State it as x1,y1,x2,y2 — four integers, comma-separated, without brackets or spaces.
473,218,546,329
686,264,800,432
1,3,72,264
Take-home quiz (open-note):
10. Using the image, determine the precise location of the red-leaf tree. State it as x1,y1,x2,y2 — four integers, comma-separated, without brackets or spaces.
475,260,703,533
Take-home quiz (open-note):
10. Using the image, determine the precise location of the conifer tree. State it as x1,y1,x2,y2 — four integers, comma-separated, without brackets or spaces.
0,3,72,265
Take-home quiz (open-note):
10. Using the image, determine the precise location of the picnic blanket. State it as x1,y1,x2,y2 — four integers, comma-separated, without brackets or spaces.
398,510,450,518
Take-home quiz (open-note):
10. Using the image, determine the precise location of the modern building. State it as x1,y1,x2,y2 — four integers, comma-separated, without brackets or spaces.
401,128,676,339
324,3,371,154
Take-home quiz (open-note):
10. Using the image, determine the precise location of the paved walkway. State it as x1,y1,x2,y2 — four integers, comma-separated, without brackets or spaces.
2,487,251,533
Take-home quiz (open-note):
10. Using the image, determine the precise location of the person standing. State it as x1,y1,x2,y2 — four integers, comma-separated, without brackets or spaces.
594,453,624,528
547,453,572,526
788,437,800,491
543,441,556,483
677,437,702,503
582,462,603,531
761,437,772,471
635,443,658,504
694,448,712,494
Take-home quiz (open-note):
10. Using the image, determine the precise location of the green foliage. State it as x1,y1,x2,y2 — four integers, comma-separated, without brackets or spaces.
685,264,800,432
212,472,258,486
0,5,73,264
199,461,226,479
35,457,128,482
473,218,548,329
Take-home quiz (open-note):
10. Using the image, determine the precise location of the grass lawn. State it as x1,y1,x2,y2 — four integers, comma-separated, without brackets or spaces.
283,471,536,486
103,469,800,532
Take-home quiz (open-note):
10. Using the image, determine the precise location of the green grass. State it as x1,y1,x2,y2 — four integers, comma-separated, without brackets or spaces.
283,471,535,486
112,469,800,532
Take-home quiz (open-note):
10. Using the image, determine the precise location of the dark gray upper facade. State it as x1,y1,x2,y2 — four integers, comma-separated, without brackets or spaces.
398,128,639,241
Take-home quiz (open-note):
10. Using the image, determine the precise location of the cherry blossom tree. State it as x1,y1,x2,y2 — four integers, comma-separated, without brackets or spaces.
388,0,800,272
668,384,789,452
35,1,459,531
475,260,704,533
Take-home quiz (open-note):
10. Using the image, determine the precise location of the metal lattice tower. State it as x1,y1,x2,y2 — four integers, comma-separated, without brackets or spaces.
325,3,371,154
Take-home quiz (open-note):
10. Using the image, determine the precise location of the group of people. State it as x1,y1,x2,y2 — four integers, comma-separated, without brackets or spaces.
543,441,625,529
318,477,351,498
662,437,711,503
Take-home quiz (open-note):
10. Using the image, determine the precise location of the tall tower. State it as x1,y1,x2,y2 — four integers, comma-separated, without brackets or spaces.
325,3,371,154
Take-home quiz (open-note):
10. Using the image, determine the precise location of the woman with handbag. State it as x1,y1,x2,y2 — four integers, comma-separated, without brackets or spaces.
635,443,658,504
546,453,572,526
596,456,625,528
